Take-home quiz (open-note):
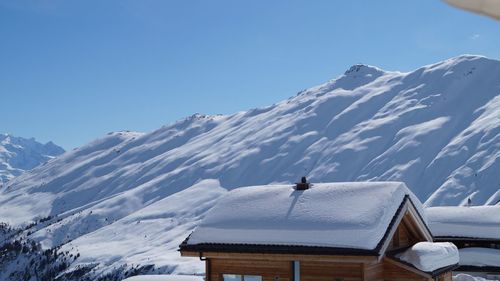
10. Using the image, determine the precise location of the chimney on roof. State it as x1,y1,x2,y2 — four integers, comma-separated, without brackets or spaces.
295,176,310,190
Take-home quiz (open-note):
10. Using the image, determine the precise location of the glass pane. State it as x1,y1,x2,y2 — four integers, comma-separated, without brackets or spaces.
293,261,300,281
244,275,262,281
222,274,242,281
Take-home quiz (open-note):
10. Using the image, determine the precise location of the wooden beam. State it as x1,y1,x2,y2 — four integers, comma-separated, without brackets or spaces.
402,215,421,242
378,203,409,259
407,202,433,242
180,250,200,257
181,251,378,263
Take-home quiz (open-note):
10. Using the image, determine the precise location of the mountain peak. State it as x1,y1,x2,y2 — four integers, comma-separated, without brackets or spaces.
178,113,225,124
344,63,386,76
318,63,387,91
0,134,65,183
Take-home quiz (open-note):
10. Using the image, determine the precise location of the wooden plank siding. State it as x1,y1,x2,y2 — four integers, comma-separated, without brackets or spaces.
300,261,363,281
363,262,384,281
209,258,292,281
364,260,453,281
209,259,366,281
387,214,423,251
383,260,451,281
384,261,430,281
207,258,452,281
438,272,452,281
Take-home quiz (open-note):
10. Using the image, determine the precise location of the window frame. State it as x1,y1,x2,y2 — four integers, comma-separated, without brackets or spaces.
221,274,263,281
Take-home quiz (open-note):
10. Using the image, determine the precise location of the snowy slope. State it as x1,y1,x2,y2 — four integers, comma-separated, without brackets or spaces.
0,133,64,183
59,179,226,276
0,55,499,279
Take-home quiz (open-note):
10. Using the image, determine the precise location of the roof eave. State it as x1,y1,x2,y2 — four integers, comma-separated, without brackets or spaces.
179,243,379,257
456,265,500,272
433,236,500,243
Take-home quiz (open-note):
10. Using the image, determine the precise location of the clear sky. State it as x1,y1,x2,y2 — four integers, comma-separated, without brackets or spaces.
1,0,499,149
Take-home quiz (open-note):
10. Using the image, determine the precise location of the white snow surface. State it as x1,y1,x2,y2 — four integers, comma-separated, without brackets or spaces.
60,179,226,276
188,182,421,250
0,55,499,277
426,206,500,239
0,133,64,183
459,247,500,267
396,242,459,272
123,275,203,281
453,274,496,281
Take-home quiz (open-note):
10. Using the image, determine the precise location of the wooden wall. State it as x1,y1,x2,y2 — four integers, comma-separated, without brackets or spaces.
363,260,452,281
207,257,452,281
209,258,292,281
300,261,363,281
363,262,384,281
436,272,452,281
384,261,429,281
387,218,420,251
208,259,365,281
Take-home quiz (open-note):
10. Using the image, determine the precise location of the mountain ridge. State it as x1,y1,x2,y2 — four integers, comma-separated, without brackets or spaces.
0,133,65,184
0,54,499,279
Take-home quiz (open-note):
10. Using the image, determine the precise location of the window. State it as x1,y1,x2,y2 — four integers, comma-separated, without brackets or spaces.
293,261,300,281
222,274,263,281
222,275,240,281
245,276,263,281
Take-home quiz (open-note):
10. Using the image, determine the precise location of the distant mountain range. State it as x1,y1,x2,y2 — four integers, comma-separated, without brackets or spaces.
0,55,499,280
0,134,64,184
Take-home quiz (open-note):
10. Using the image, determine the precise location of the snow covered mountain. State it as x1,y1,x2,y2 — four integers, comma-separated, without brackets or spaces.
0,134,64,184
0,55,499,280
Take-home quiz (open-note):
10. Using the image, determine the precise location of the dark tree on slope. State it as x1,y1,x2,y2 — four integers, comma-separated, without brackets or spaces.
0,223,71,281
1,223,158,281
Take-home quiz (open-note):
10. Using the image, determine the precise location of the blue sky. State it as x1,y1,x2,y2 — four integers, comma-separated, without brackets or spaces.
1,0,499,149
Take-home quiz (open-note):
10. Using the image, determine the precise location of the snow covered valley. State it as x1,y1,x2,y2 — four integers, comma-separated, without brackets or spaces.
0,55,499,280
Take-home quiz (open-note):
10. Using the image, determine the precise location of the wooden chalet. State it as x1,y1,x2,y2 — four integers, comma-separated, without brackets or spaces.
427,206,500,280
180,181,459,281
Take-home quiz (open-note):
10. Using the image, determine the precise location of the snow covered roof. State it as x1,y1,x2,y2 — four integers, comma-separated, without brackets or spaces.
394,242,459,273
426,206,500,240
459,247,500,268
182,182,427,253
453,274,496,281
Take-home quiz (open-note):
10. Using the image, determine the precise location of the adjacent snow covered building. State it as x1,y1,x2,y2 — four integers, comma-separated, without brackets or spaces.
427,206,500,280
180,181,458,281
